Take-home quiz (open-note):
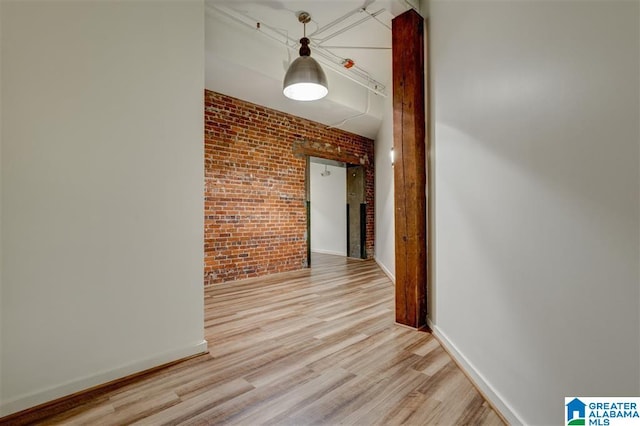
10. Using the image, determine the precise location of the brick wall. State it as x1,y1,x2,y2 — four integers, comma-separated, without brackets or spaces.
205,90,375,285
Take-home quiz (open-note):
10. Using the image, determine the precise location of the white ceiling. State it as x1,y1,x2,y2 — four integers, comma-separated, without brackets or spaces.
205,0,417,138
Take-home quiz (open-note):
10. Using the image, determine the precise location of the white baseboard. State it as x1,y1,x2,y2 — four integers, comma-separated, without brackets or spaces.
311,249,347,256
0,340,208,417
374,257,395,283
427,320,524,426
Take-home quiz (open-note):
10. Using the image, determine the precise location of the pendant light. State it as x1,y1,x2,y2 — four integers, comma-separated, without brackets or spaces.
283,12,328,101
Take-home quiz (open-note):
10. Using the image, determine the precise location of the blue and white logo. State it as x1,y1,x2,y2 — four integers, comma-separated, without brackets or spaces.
566,398,586,425
565,397,640,426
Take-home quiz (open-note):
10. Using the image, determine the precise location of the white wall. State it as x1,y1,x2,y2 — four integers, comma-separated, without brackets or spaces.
374,93,395,280
1,0,206,415
428,1,639,424
310,162,347,256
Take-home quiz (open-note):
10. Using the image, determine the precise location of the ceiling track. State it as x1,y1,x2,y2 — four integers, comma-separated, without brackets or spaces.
206,4,388,98
308,1,372,38
314,9,386,45
320,46,390,50
309,0,416,37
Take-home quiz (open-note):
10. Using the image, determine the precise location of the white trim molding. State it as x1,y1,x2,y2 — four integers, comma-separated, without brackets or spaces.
0,340,208,417
374,257,395,283
427,321,524,426
311,249,347,257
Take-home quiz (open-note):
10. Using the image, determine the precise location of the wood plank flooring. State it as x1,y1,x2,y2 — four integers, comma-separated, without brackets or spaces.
3,254,504,425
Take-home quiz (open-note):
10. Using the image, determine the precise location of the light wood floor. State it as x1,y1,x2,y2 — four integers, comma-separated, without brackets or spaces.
4,254,504,425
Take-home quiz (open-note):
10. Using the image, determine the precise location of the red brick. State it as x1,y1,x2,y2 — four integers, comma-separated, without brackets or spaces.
204,90,375,285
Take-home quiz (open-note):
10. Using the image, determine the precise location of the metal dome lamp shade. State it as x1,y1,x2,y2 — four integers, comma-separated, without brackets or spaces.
283,12,328,101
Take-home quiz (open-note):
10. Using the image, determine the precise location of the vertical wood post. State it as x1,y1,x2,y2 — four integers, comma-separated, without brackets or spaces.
392,9,427,328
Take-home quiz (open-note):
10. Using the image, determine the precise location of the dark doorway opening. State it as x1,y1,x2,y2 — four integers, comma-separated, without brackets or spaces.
346,164,366,259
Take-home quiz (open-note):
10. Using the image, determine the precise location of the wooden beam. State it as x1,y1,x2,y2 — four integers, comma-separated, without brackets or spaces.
392,9,427,328
292,140,370,166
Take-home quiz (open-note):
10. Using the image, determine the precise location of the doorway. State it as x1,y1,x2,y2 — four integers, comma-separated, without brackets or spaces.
307,157,366,266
